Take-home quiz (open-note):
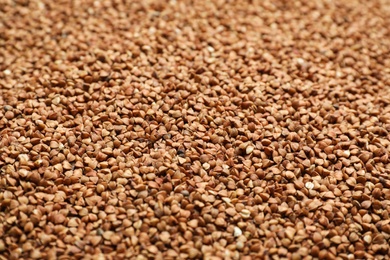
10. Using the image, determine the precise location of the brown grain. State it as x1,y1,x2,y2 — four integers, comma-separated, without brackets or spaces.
1,0,390,259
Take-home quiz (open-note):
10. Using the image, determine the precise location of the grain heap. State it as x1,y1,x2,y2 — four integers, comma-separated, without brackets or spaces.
1,0,390,259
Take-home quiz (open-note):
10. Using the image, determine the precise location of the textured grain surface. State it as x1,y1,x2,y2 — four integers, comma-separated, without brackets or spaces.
1,0,390,259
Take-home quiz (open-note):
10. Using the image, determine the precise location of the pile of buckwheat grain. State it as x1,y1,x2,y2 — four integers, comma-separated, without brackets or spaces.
1,0,390,259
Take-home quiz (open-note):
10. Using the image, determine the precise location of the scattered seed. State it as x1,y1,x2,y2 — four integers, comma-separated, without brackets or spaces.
305,182,314,190
234,227,242,237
